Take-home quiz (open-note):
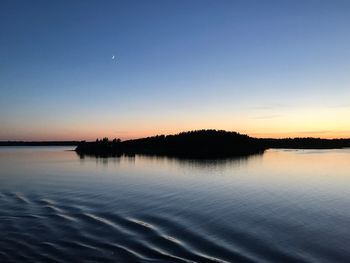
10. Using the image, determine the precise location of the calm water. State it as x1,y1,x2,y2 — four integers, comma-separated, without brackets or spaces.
0,147,350,263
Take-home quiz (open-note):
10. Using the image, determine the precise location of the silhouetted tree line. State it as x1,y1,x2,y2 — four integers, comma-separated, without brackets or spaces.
77,137,123,157
260,137,350,149
75,130,350,158
76,130,266,158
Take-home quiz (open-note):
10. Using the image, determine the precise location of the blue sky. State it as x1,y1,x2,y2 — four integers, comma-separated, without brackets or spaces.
1,0,350,140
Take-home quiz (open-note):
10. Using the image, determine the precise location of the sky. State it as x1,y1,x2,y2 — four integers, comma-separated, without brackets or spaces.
1,0,350,140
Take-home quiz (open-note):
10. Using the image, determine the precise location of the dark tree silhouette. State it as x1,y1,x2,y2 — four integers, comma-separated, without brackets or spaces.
75,129,350,158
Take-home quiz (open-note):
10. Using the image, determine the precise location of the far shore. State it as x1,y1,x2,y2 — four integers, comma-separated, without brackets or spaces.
1,129,350,159
0,130,350,158
74,130,350,158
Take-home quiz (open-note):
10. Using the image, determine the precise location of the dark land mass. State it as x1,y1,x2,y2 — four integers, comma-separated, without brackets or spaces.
75,129,350,158
261,138,350,149
76,130,266,158
0,141,80,146
2,130,349,158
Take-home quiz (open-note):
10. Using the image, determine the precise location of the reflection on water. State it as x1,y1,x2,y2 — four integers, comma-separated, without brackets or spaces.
0,147,350,262
78,152,263,170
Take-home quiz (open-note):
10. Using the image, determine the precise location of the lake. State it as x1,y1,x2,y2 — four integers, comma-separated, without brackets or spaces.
0,147,349,262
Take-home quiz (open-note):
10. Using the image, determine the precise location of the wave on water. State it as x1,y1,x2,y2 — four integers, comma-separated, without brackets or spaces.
0,191,256,263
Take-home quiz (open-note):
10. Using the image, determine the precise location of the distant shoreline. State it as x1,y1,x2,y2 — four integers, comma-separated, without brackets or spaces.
2,129,350,159
0,130,350,153
74,130,350,158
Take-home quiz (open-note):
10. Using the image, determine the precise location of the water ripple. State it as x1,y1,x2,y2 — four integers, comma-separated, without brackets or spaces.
1,147,350,262
0,191,261,262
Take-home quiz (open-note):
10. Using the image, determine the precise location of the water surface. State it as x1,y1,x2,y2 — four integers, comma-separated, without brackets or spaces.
0,147,349,262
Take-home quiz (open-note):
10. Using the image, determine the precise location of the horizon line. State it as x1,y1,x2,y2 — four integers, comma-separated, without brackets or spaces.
1,129,350,142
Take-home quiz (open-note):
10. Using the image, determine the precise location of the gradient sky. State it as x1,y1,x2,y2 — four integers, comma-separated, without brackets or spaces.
1,0,350,140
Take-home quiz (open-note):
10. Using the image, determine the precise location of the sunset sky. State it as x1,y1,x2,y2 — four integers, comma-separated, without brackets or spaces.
1,0,350,140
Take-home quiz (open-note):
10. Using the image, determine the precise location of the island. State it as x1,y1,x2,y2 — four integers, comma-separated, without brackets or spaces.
75,129,350,158
75,130,266,158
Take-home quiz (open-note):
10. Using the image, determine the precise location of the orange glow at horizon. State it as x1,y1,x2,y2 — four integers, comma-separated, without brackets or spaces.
2,107,350,141
2,127,349,141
